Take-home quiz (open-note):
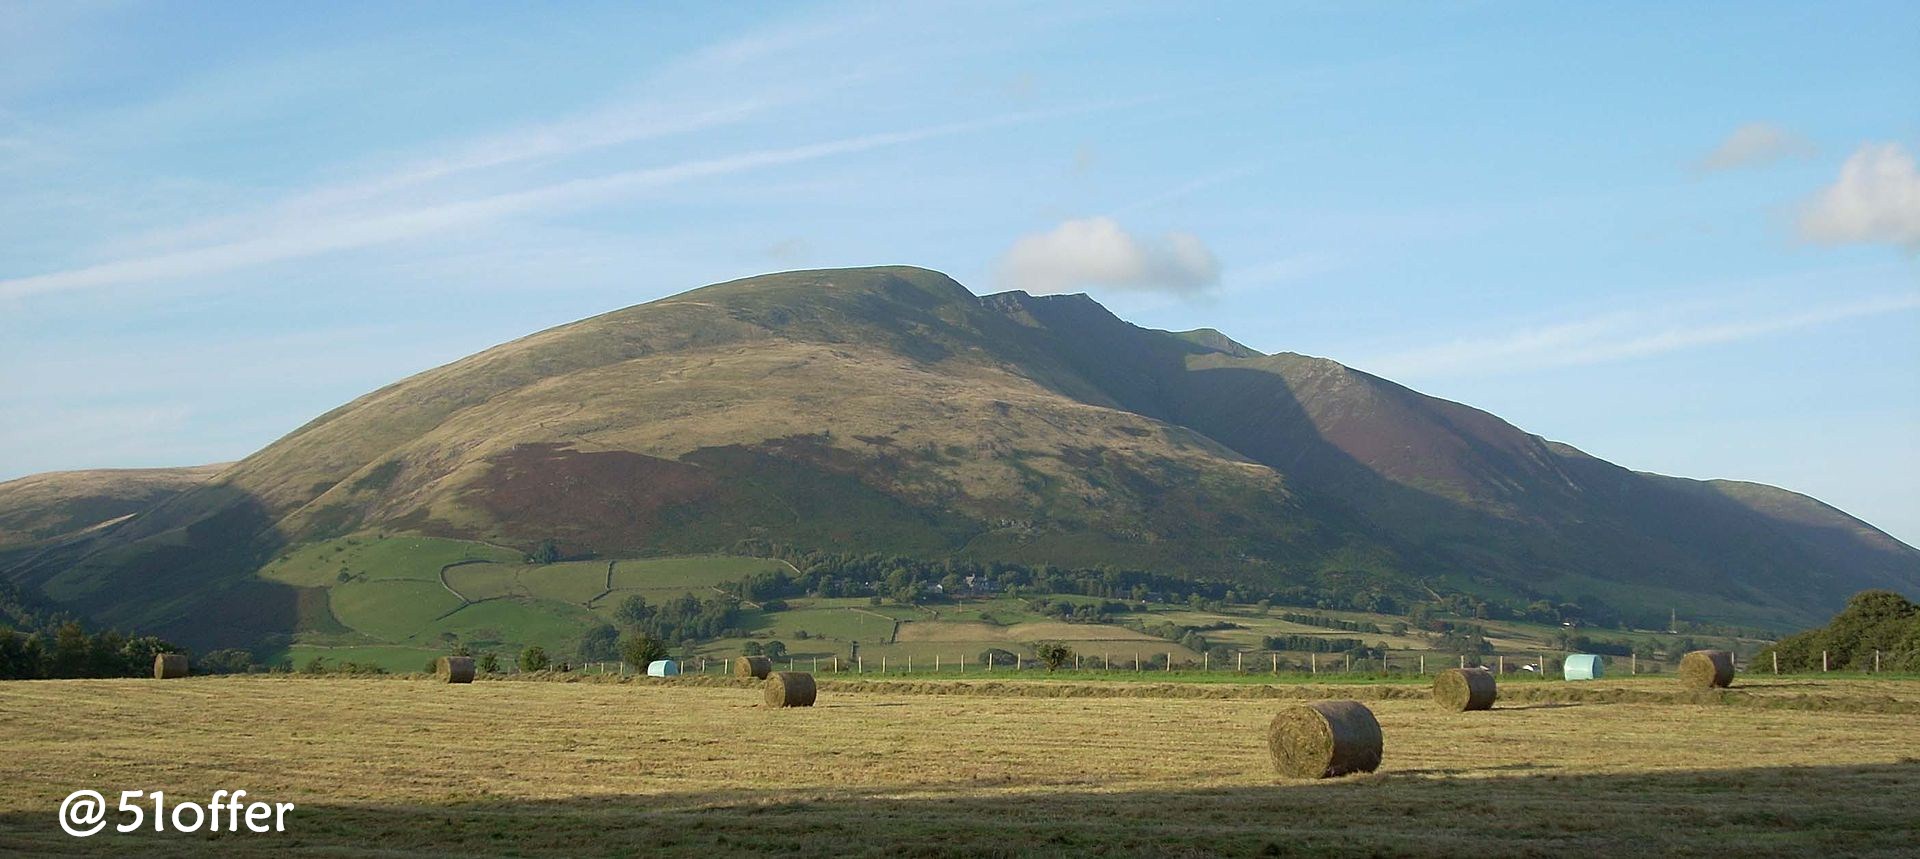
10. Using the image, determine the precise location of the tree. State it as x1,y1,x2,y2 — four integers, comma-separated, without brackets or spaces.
742,641,764,656
198,649,255,675
764,640,787,659
1033,641,1074,672
577,624,620,662
978,648,1019,667
615,595,653,627
518,645,550,672
530,539,561,564
51,622,90,677
477,652,500,674
302,657,328,675
620,634,668,669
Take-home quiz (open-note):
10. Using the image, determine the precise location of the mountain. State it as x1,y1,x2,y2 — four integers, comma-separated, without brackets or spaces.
3,266,1914,649
0,464,226,554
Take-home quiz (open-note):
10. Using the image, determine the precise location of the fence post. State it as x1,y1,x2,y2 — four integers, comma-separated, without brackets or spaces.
1823,650,1828,672
813,656,818,673
833,655,838,673
1498,654,1504,674
1345,653,1351,673
1875,650,1880,673
1135,652,1140,672
882,656,887,674
1459,654,1465,669
936,654,941,673
1237,651,1243,673
1419,654,1425,675
1204,652,1209,672
1166,652,1172,672
1772,651,1778,675
1272,652,1278,674
1310,653,1316,675
1631,653,1636,675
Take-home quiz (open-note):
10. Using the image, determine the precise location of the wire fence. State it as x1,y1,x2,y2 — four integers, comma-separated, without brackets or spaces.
521,647,1915,679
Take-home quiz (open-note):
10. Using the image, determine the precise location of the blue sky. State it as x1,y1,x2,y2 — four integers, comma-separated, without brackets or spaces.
2,1,1917,542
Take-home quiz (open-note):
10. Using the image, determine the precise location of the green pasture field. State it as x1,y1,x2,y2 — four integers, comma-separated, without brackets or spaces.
259,534,520,587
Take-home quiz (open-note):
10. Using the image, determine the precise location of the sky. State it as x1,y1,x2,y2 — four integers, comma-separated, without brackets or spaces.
2,1,1917,542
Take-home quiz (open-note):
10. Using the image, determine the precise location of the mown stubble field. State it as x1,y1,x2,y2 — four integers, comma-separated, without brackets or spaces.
2,676,1917,857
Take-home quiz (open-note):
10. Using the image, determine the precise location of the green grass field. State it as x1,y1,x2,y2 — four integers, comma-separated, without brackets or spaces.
259,534,521,587
325,579,463,642
424,599,600,653
1,675,1915,857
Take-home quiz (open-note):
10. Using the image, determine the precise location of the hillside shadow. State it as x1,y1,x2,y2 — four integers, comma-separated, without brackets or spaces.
2,762,1915,857
1,483,300,653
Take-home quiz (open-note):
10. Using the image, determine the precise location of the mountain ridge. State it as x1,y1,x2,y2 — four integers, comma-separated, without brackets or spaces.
2,265,1913,648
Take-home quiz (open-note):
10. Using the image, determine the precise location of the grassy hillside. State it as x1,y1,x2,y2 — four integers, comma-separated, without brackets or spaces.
4,266,1913,653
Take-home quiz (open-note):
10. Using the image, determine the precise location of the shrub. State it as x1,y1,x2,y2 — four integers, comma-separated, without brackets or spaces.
620,634,668,669
518,645,550,673
978,648,1019,667
1034,642,1074,671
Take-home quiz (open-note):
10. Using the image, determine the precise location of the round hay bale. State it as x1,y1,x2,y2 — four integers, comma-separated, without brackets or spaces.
436,656,476,684
733,655,773,679
1268,700,1382,778
763,671,817,708
1678,650,1734,689
153,653,188,680
1432,667,1496,711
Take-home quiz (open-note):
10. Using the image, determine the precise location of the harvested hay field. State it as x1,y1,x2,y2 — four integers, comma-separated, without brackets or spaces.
1,677,1917,857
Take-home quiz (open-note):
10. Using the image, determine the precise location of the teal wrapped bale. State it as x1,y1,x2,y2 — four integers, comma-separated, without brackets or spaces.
646,659,680,677
1563,654,1604,681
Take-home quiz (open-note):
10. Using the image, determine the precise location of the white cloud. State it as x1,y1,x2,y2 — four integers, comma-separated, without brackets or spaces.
996,217,1220,295
1798,142,1920,250
1695,122,1816,172
1360,292,1920,380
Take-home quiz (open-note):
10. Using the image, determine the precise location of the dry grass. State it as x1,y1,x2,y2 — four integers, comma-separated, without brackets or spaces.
0,676,1916,857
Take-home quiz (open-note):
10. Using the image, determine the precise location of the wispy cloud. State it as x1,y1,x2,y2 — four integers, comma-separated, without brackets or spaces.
1798,142,1920,250
0,110,1063,301
1106,165,1261,218
1359,292,1920,380
997,216,1220,295
1693,122,1816,173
